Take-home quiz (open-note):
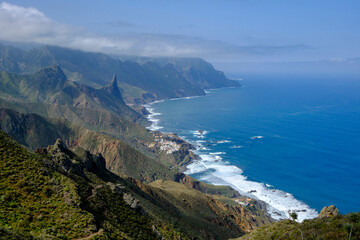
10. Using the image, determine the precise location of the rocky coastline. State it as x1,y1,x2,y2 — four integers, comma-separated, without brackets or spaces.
141,94,276,222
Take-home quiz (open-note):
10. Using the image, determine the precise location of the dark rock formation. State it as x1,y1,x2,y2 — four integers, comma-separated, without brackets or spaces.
103,74,123,101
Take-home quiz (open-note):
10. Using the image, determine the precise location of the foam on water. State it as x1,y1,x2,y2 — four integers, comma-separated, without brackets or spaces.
230,145,243,148
145,97,319,222
210,152,226,155
185,153,319,222
191,130,208,139
144,102,165,131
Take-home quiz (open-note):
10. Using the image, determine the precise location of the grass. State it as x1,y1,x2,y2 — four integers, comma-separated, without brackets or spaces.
237,213,360,240
0,131,96,239
0,131,161,239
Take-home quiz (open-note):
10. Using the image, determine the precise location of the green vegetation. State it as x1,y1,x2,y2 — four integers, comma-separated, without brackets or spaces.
0,98,151,148
140,180,271,239
236,213,360,240
290,211,298,221
0,108,180,182
2,43,324,240
0,131,273,239
0,131,96,239
0,131,169,239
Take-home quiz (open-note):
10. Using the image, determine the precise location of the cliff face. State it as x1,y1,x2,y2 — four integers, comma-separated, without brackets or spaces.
163,57,240,89
117,56,240,89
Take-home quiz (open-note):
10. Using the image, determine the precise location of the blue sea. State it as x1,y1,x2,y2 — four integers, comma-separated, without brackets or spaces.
145,74,360,221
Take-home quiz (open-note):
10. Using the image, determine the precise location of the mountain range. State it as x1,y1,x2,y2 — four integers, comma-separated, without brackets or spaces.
0,44,239,103
0,43,358,239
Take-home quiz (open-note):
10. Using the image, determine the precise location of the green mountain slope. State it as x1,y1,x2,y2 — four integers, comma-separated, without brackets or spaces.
0,130,175,239
0,107,177,182
235,213,360,240
0,131,272,239
0,98,151,151
144,180,272,239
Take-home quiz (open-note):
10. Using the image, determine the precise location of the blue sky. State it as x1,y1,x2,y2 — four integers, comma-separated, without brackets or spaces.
1,0,360,74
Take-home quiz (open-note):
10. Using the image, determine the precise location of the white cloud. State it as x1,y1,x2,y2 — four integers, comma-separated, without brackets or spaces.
0,2,309,60
0,2,70,42
0,2,133,53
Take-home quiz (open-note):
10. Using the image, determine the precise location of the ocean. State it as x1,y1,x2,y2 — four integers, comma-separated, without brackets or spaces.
145,74,360,221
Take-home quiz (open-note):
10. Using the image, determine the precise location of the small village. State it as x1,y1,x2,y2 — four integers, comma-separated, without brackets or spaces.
148,131,182,154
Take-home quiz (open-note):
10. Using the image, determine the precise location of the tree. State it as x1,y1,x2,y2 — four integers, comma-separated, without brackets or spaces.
289,211,298,221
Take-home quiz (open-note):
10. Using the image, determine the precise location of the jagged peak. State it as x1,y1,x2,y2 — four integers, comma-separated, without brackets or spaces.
52,138,67,152
103,74,123,101
109,74,117,87
104,74,119,91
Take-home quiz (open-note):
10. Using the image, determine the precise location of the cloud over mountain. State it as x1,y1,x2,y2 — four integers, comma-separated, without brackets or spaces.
0,2,308,60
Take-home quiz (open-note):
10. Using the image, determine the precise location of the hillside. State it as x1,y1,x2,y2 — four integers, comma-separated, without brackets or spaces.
234,212,360,240
0,131,272,239
0,107,178,182
0,65,208,181
0,97,152,152
0,130,174,239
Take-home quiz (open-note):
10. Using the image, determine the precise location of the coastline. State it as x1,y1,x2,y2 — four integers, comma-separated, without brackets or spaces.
142,88,318,222
143,86,238,131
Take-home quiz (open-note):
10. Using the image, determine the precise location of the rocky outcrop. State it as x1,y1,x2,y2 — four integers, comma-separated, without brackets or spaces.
318,205,339,218
102,74,124,101
107,182,126,194
45,138,74,172
123,193,141,209
40,139,107,177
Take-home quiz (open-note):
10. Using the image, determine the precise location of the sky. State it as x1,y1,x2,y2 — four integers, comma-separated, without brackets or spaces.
1,0,360,75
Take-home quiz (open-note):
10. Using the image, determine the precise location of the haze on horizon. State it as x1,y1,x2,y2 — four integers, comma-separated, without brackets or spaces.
1,0,359,75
